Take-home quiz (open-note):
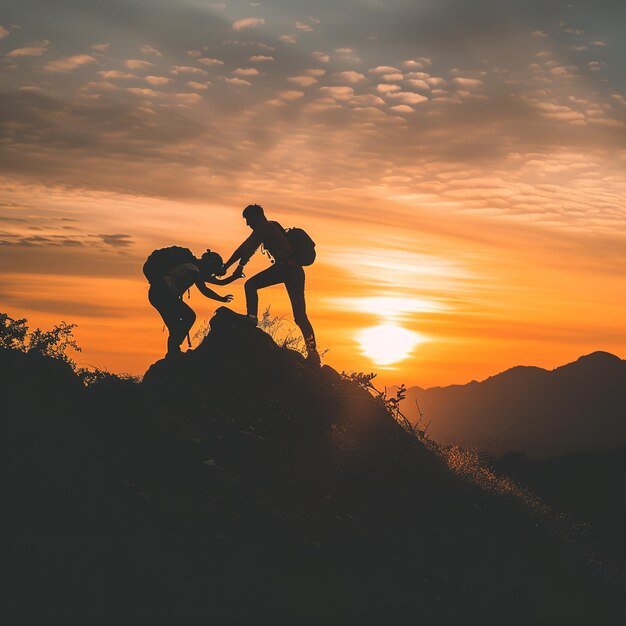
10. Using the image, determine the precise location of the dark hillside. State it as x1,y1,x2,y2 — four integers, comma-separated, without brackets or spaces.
495,445,626,569
4,308,624,625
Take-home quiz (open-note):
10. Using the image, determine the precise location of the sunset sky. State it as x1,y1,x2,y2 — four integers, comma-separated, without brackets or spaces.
1,0,625,387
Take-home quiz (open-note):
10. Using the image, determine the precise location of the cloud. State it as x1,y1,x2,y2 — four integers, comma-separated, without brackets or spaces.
376,84,401,94
144,75,172,86
287,76,318,87
232,18,266,31
319,86,355,101
295,22,314,32
232,68,259,76
612,94,626,106
127,87,160,98
532,30,548,37
426,77,446,87
381,73,404,82
369,65,401,74
277,90,305,100
249,55,273,62
405,79,430,90
187,81,209,91
173,93,203,105
2,234,87,248
141,44,162,57
43,54,96,73
351,94,385,107
197,57,224,67
99,70,135,80
387,92,428,105
278,35,296,44
550,65,578,78
312,51,330,63
0,25,10,39
224,77,251,86
170,65,207,76
403,58,431,69
91,43,110,52
125,59,154,70
453,77,484,89
333,71,367,84
98,234,134,248
7,40,50,57
389,104,415,113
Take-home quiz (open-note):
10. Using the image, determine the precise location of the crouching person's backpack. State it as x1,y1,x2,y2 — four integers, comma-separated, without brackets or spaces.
285,228,316,266
143,246,196,283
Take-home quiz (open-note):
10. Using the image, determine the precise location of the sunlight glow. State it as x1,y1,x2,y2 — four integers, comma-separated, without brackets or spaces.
357,323,424,366
330,296,447,318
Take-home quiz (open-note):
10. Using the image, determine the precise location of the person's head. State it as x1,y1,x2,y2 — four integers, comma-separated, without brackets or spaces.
199,250,224,278
242,204,266,229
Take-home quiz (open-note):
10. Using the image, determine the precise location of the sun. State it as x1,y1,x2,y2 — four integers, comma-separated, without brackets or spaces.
357,323,423,367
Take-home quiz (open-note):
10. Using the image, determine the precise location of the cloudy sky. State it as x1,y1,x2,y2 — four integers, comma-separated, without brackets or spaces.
1,0,625,386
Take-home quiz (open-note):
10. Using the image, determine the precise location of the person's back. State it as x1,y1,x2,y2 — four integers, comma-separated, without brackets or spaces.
255,220,295,264
162,262,201,297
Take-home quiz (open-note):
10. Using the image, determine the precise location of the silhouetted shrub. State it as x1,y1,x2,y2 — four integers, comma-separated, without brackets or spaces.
0,311,81,367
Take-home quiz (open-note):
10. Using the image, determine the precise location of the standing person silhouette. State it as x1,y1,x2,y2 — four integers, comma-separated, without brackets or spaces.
222,204,320,365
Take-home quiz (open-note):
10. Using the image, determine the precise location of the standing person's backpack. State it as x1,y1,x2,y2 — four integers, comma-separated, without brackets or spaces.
143,246,196,284
285,228,316,266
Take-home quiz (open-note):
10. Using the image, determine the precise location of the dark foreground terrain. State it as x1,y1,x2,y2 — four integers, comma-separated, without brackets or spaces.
4,308,625,625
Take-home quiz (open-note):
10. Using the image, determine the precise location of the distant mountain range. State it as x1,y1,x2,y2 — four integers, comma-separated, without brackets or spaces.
400,351,626,458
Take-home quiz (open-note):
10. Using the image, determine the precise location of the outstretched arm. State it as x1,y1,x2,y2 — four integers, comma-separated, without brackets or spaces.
205,266,244,285
223,231,262,272
195,279,233,303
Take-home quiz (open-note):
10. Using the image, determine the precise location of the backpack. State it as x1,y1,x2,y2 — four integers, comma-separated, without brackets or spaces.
143,246,196,284
285,228,316,266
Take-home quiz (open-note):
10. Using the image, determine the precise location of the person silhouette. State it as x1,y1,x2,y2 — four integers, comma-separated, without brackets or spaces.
147,250,238,358
222,204,320,365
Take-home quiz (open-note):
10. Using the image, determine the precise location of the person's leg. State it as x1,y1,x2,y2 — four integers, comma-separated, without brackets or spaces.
284,265,318,362
149,287,195,356
167,298,196,353
244,264,285,319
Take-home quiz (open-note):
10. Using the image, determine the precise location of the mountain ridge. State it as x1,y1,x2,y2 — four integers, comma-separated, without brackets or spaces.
400,351,626,457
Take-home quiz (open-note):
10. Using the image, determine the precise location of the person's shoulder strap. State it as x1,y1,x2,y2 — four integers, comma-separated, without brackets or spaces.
269,220,287,234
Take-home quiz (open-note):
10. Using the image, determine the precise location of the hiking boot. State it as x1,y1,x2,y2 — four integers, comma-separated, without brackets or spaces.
230,311,258,326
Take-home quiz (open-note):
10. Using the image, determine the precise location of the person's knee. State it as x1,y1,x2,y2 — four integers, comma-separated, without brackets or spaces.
294,311,309,329
181,308,196,329
244,278,258,294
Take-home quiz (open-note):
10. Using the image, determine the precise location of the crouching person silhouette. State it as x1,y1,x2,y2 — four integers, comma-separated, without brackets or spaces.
222,204,320,366
144,247,238,358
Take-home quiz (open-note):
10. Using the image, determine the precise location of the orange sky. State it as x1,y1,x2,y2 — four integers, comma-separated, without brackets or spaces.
1,2,626,387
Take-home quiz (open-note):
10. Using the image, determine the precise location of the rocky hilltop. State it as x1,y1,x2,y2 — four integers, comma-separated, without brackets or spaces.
4,308,624,624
